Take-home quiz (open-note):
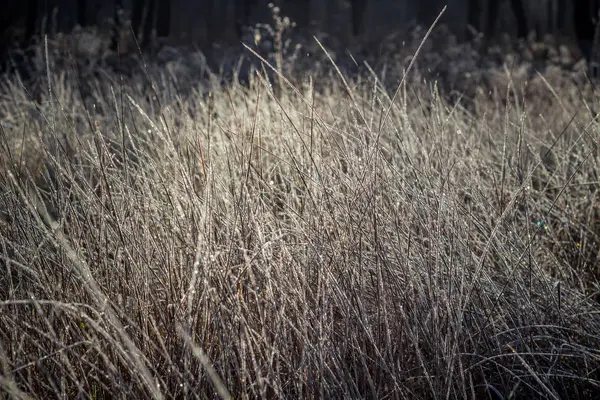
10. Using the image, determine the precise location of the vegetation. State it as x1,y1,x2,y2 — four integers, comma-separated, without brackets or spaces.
1,15,600,399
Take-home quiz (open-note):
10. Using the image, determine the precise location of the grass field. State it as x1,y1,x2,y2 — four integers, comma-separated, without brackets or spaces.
1,21,600,399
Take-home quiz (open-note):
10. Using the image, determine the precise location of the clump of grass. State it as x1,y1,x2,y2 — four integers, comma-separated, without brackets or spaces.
1,23,600,399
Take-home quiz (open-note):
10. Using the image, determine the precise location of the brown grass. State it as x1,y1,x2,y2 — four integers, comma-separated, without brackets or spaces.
1,23,600,399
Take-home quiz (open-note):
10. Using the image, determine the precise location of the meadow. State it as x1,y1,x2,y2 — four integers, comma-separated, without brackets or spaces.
1,18,600,399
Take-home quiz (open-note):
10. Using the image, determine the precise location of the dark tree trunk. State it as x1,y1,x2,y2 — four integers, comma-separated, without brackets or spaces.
511,0,528,38
556,0,567,35
156,0,170,38
573,0,600,61
466,0,482,37
142,0,156,47
25,0,38,40
235,0,258,38
350,0,367,36
486,0,501,37
111,0,124,50
76,0,86,26
204,0,214,45
131,0,145,41
486,0,527,39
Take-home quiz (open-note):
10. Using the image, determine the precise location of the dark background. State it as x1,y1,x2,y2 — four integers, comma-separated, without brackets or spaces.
1,1,598,61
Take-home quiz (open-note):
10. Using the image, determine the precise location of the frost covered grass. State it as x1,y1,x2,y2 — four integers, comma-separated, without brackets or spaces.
1,30,600,399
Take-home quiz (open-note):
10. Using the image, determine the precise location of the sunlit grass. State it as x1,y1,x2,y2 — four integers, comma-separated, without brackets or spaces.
1,28,600,399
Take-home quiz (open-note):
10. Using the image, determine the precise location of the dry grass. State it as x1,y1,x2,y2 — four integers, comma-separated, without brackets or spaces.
1,24,600,399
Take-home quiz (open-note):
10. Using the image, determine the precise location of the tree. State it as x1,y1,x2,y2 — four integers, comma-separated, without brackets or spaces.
350,0,367,36
235,0,258,38
468,0,528,40
573,0,600,61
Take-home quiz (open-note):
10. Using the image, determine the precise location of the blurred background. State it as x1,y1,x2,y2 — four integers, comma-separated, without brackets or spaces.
0,1,595,56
